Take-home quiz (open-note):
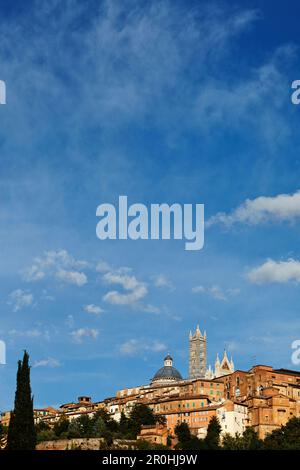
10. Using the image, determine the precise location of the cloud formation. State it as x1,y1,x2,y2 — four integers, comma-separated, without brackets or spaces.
120,339,167,356
33,358,61,368
56,269,87,287
247,258,300,284
83,304,103,315
208,190,300,227
8,289,34,312
9,328,44,338
152,274,175,291
70,328,99,343
22,249,88,286
192,285,239,301
102,267,148,306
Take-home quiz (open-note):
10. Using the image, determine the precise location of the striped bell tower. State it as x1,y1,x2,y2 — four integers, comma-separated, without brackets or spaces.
189,325,206,379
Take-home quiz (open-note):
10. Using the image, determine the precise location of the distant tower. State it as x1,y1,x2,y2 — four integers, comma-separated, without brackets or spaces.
189,325,207,378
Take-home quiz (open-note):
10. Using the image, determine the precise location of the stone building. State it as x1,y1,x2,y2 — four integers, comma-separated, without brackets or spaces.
137,423,169,446
217,364,300,439
189,326,207,379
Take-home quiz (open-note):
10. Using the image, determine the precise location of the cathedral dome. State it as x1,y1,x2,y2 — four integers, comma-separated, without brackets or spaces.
151,354,183,384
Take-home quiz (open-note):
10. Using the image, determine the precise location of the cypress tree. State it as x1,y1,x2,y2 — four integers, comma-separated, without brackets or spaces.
7,351,36,450
204,415,222,450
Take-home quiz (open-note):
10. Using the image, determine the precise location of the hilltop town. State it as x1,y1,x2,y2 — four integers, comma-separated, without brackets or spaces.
2,326,300,449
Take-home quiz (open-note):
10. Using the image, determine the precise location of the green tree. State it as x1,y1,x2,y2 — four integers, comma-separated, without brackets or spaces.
92,415,106,437
222,428,263,450
7,351,36,450
35,421,50,433
241,427,263,450
127,404,157,438
36,429,56,443
222,433,242,450
94,409,118,432
102,430,113,448
118,411,130,437
75,415,94,437
53,414,69,437
175,422,191,444
174,422,203,450
264,417,300,450
204,416,221,450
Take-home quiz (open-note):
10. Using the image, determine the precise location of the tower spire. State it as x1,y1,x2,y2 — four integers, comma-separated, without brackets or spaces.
189,325,206,379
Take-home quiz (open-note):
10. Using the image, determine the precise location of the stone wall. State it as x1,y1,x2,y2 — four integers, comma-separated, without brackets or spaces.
36,438,137,450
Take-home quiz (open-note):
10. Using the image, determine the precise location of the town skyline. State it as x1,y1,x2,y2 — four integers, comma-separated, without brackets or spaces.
1,0,300,414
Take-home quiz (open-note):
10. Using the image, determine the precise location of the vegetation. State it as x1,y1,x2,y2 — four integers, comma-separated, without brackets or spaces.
175,416,222,450
176,416,300,450
35,403,165,448
34,407,300,450
222,427,263,450
264,417,300,450
204,415,222,450
174,422,202,450
7,351,36,450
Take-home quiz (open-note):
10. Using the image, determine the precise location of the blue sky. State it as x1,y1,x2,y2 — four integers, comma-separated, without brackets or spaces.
1,0,300,410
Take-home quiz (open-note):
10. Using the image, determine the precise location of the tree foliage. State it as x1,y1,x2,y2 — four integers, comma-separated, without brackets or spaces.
264,417,300,450
204,416,222,450
7,351,36,450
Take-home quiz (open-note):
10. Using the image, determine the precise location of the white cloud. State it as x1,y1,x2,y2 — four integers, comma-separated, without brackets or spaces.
22,249,89,285
247,258,300,284
141,304,161,314
208,190,300,227
8,328,50,339
23,265,45,282
8,289,34,312
152,274,175,291
192,285,239,301
83,304,104,315
33,358,61,368
102,269,147,306
120,339,167,356
56,269,87,286
96,260,112,273
70,328,99,343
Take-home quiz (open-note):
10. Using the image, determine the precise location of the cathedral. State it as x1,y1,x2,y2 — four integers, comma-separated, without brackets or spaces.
189,325,235,380
151,325,235,384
